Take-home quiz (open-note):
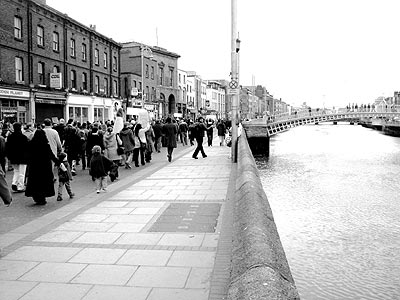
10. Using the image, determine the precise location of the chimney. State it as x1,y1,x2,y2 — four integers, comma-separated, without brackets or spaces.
90,24,96,31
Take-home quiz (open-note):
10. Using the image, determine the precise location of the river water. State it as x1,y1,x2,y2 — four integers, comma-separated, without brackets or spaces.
255,123,400,300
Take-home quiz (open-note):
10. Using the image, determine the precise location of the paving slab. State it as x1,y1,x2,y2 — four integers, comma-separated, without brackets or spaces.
81,285,150,300
19,282,91,300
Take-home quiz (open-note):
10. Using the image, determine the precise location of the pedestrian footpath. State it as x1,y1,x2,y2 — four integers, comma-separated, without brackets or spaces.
0,138,234,300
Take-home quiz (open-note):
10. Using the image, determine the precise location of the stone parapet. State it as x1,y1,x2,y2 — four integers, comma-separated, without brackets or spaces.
227,133,300,300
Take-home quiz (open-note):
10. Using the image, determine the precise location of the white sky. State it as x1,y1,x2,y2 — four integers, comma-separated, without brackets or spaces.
47,0,400,108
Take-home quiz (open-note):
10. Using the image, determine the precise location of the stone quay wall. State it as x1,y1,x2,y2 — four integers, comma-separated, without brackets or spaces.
227,132,300,300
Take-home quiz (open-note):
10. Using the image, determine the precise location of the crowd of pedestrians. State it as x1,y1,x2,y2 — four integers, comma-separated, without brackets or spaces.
0,115,231,207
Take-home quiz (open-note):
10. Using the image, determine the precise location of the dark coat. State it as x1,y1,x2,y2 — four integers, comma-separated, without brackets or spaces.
25,130,58,198
162,122,177,148
64,125,81,160
86,130,104,155
89,153,113,178
217,122,226,136
5,131,29,164
153,123,163,138
119,128,136,152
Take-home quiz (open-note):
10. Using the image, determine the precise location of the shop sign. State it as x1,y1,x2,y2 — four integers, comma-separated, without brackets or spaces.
144,104,154,111
50,73,62,89
0,88,29,98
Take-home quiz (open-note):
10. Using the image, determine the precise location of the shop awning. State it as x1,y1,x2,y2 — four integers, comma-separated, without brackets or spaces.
35,92,66,105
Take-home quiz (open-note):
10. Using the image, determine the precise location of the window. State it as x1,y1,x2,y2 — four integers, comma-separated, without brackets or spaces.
169,69,173,86
151,66,154,80
95,76,99,93
112,56,117,71
14,16,22,39
94,49,99,65
145,64,149,78
82,43,87,61
70,70,76,89
179,74,181,83
70,39,76,57
53,32,59,51
82,72,87,91
113,80,117,96
15,57,23,82
103,78,108,95
38,62,45,84
37,25,44,46
94,107,104,122
159,67,164,85
103,52,108,68
69,106,88,123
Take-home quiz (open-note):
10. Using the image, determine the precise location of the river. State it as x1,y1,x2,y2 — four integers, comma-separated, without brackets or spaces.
255,123,400,300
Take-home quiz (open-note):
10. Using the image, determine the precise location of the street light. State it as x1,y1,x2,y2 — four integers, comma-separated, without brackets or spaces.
141,44,153,109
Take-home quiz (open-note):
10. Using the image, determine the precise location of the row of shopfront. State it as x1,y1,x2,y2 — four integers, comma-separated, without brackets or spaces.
0,86,223,126
0,87,121,125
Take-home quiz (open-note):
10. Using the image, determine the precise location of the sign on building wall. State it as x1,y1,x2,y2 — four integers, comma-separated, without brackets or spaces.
50,73,62,89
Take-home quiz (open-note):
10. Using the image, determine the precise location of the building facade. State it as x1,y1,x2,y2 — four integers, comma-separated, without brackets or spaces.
120,42,180,120
0,0,121,124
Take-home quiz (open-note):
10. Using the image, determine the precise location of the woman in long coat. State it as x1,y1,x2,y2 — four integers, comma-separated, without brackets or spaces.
25,129,59,205
162,117,177,162
119,123,135,169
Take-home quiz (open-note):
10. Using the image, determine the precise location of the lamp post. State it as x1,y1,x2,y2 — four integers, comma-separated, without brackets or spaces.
231,0,240,163
141,44,153,109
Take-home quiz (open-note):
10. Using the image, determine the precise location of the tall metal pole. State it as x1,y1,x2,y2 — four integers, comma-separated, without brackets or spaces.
231,0,239,162
141,45,144,109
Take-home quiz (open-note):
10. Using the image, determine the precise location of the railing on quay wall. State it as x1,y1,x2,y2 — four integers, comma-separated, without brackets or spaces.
227,132,300,300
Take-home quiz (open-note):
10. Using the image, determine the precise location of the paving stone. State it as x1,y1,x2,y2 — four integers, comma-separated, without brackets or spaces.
71,214,109,222
125,201,165,208
2,246,82,262
117,249,172,266
202,234,219,247
69,248,127,264
19,262,86,283
107,223,146,233
131,207,161,215
0,280,37,300
54,222,114,232
103,214,154,223
127,266,190,288
157,233,204,247
72,232,122,244
96,201,129,207
19,282,91,300
84,207,135,215
0,260,39,280
186,268,213,289
71,264,137,285
115,233,163,245
82,285,150,300
168,251,216,268
147,288,209,300
33,231,84,243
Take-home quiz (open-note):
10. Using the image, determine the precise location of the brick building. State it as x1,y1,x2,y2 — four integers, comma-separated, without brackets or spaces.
0,0,121,124
121,42,180,120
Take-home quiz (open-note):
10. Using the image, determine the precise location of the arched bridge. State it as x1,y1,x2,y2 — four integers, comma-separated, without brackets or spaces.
244,111,400,137
242,111,400,156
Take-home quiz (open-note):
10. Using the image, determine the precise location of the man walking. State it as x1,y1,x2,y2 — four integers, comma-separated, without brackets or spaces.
43,118,62,179
192,117,207,159
178,119,188,146
5,123,29,192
